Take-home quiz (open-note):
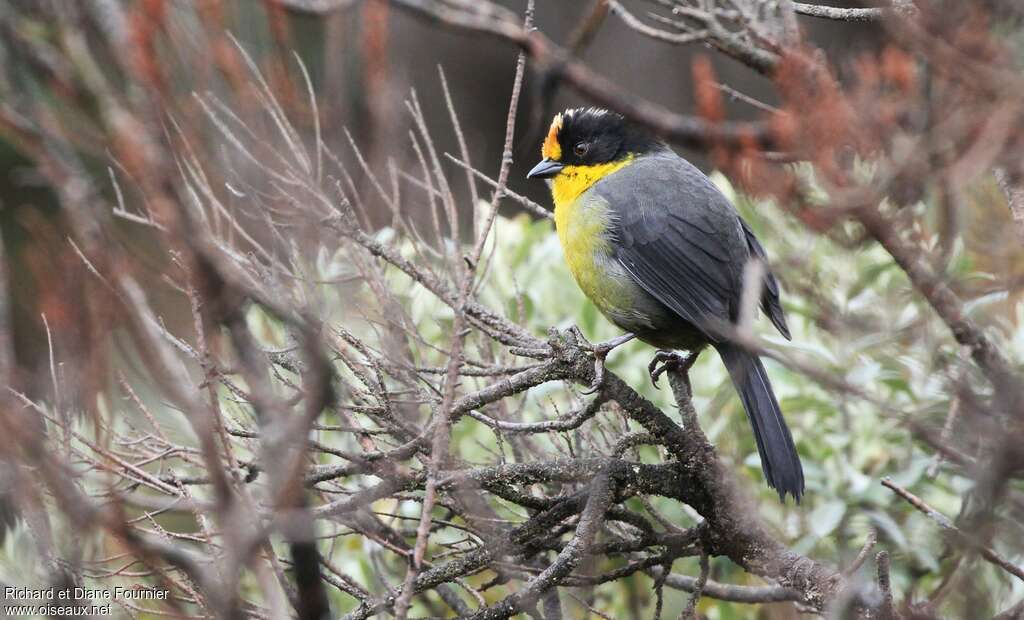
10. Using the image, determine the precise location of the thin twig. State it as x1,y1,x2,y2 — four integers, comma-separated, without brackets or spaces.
876,551,894,620
882,478,1024,583
680,549,710,619
844,529,878,577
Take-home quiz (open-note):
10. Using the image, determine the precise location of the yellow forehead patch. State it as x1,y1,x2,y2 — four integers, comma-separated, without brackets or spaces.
542,113,563,161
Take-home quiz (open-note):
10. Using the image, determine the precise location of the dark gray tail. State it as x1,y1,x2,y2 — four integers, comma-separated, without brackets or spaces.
715,343,804,502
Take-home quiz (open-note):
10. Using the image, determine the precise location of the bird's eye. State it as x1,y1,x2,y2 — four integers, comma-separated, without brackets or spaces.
573,142,589,157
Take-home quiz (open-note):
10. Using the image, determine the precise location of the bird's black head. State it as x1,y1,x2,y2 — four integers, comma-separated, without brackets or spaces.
527,108,661,179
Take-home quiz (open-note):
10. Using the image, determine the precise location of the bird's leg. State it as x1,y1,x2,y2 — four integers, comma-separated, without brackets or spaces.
580,332,636,394
648,349,701,390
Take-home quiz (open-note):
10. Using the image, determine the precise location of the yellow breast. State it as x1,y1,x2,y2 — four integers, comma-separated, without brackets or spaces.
551,158,634,311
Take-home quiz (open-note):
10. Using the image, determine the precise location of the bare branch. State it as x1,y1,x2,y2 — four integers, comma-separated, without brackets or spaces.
882,478,1024,584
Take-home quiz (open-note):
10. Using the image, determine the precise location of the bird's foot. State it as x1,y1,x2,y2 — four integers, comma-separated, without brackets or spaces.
648,350,700,390
579,331,636,394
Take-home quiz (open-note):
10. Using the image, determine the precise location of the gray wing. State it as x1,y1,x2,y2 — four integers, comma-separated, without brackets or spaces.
600,152,786,342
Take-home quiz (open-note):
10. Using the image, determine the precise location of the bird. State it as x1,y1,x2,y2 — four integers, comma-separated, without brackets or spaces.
527,107,804,502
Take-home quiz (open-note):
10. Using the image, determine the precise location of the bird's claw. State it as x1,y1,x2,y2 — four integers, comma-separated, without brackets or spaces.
647,351,681,388
648,350,698,390
567,325,591,350
581,355,606,394
581,340,616,394
575,330,636,394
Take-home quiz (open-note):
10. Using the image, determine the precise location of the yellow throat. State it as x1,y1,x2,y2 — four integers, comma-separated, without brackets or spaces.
550,156,635,311
551,156,634,212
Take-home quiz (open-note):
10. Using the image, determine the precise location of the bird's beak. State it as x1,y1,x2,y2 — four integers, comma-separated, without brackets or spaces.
527,158,564,179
